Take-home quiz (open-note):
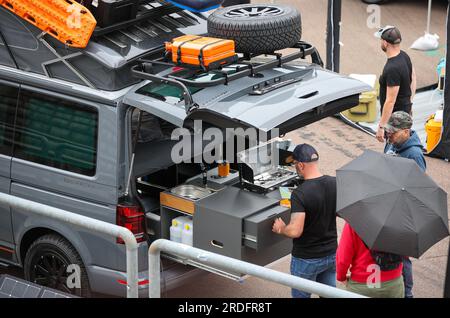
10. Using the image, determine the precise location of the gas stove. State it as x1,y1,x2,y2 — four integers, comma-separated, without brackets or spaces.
252,168,298,190
237,139,299,193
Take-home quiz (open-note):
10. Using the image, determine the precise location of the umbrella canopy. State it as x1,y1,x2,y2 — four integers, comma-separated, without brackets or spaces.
336,150,449,258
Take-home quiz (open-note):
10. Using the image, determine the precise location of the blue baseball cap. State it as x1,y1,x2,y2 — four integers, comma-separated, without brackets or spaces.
286,143,319,164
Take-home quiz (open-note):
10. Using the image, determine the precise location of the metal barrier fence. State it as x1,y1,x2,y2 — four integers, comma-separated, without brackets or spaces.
0,192,139,298
149,239,367,298
0,191,367,298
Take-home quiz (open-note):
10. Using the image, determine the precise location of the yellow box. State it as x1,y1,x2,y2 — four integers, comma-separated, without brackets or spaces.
341,90,378,123
425,116,443,153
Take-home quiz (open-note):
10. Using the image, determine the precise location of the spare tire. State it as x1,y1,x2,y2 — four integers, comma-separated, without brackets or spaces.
207,4,302,55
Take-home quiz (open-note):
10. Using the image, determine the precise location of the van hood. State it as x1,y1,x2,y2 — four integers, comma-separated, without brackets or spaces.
124,62,371,134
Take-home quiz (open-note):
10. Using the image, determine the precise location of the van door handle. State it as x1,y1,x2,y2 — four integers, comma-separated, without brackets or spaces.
297,91,319,99
210,240,224,249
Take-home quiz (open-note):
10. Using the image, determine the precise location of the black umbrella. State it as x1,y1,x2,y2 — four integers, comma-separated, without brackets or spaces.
336,150,449,258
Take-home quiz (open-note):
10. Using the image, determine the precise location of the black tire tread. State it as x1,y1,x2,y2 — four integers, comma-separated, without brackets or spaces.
24,234,91,297
207,4,302,54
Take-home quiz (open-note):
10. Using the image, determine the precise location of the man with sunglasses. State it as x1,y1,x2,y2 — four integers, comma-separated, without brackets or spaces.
384,111,426,298
272,144,337,298
375,26,417,143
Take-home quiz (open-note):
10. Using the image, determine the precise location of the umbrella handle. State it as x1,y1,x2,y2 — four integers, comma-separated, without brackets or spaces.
427,0,432,34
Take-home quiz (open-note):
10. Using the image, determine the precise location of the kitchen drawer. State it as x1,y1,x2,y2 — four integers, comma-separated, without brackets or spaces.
243,205,290,250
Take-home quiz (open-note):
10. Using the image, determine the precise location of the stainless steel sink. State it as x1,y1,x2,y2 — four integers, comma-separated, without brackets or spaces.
170,185,212,201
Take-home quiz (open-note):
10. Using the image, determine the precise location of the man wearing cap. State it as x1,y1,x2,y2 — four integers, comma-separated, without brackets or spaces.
375,26,417,143
272,144,338,298
384,111,426,298
384,111,426,172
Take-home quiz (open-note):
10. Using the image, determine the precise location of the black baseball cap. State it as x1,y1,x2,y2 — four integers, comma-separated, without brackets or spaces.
374,25,402,44
286,144,319,164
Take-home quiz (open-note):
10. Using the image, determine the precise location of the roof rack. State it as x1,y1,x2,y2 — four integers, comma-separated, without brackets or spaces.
131,41,324,111
91,1,183,37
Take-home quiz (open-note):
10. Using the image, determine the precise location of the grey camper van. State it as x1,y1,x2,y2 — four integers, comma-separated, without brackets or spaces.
0,0,369,297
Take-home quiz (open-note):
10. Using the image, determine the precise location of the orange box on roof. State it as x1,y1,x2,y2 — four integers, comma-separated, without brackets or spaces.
165,35,238,70
0,0,97,48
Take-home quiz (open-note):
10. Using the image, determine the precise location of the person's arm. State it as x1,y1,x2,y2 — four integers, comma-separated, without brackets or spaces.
410,67,417,103
272,213,305,239
376,85,400,142
336,223,354,282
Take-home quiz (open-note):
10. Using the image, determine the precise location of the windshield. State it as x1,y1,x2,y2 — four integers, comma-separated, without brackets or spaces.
135,66,241,104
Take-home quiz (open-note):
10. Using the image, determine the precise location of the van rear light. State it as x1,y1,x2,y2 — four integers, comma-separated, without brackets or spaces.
116,203,145,244
117,279,149,286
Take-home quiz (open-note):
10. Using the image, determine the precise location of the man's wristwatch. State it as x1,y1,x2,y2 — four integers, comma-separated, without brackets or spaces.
378,125,385,130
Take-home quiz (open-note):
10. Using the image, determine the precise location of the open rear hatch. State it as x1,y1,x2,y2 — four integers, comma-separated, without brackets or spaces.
124,54,371,135
127,44,371,270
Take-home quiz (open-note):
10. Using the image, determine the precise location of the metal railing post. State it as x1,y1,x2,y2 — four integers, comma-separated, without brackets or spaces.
0,193,139,298
148,242,161,298
149,239,366,298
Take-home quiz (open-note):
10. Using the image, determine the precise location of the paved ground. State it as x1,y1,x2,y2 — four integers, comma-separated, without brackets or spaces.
167,116,450,298
255,0,448,89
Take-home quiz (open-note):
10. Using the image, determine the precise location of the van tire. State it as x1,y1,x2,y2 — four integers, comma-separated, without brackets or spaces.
24,234,91,297
207,4,302,54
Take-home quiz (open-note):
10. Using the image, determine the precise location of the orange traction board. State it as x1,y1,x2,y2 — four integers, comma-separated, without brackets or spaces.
0,0,97,48
165,35,238,70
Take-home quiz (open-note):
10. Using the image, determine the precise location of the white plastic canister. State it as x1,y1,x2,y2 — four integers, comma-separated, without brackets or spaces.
181,219,193,246
169,219,182,243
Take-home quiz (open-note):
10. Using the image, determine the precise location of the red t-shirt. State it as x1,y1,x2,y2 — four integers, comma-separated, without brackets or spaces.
336,223,403,283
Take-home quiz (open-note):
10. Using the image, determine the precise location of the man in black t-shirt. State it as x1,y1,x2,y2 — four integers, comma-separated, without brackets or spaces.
272,144,337,298
374,26,417,143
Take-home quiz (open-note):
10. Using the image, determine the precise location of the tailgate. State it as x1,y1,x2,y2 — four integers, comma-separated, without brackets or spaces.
125,64,372,134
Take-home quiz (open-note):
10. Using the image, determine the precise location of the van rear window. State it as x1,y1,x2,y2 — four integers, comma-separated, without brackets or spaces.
0,84,19,156
13,91,98,176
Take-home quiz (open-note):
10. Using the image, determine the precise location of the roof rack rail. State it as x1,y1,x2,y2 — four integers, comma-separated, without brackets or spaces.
0,0,97,48
92,1,182,37
131,41,323,111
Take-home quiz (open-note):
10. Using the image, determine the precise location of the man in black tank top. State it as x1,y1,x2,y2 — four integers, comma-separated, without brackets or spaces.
375,26,417,143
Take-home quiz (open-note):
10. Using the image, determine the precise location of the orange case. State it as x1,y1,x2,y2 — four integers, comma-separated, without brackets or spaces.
0,0,97,48
165,35,237,69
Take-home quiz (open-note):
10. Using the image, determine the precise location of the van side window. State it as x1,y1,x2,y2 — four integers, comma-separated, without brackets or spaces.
13,91,98,176
0,84,19,156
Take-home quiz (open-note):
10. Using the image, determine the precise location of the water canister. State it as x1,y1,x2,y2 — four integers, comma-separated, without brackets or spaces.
170,219,182,243
181,219,193,246
174,216,191,229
